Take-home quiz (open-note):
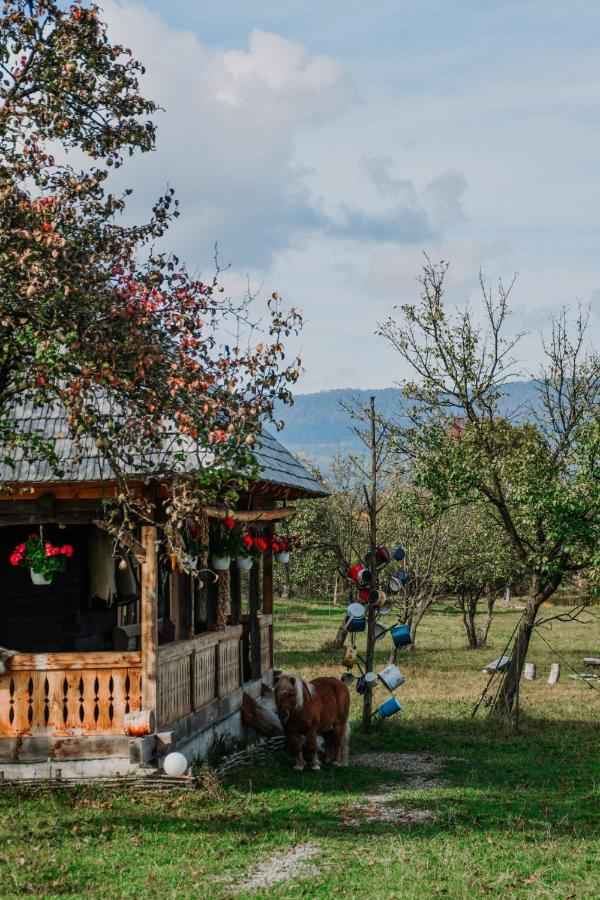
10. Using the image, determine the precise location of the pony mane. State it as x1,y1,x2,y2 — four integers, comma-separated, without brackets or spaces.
278,671,316,708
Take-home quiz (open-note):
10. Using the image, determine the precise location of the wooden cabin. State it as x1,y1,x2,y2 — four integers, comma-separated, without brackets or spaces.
0,406,325,779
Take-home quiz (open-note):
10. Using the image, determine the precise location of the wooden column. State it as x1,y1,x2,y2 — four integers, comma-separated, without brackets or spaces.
262,549,273,615
249,560,261,680
141,526,158,718
170,569,181,641
262,549,274,669
230,563,242,626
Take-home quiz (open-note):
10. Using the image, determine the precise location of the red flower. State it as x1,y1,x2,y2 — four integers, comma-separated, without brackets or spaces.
60,545,74,557
10,553,22,566
255,537,268,553
15,543,26,553
271,542,280,554
243,534,254,547
223,517,235,530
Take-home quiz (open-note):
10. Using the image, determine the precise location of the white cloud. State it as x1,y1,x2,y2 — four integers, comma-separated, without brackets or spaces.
97,1,599,394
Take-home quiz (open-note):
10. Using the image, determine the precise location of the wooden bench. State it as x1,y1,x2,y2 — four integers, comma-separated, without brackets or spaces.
113,618,175,651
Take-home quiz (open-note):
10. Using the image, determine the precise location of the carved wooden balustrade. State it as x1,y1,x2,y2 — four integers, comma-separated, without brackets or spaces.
0,652,142,737
157,626,243,728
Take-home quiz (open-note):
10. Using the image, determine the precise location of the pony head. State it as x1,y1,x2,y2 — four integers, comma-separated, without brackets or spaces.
275,671,315,720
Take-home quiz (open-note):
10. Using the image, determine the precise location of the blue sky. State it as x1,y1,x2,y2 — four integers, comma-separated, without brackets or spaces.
104,1,600,391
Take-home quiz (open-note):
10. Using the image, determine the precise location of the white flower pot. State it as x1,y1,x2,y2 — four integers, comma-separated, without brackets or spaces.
30,569,53,586
211,555,231,571
183,553,198,571
236,556,253,571
275,551,290,564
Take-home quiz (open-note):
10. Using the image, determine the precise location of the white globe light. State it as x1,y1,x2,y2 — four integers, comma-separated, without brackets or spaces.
163,751,188,777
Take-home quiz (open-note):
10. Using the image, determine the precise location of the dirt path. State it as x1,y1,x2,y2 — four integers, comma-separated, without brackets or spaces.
231,752,446,892
233,842,322,894
341,751,446,828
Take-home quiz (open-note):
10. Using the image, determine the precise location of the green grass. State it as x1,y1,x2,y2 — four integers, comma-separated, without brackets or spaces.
0,598,598,898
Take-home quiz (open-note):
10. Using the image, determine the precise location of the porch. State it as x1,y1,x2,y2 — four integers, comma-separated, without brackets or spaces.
0,512,276,774
0,616,273,766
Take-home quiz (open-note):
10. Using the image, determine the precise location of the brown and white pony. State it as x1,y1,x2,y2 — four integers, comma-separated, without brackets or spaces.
275,673,350,772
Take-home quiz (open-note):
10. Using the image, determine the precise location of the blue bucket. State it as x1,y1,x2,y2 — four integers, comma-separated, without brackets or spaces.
377,696,402,718
347,616,366,633
356,675,367,695
392,547,406,562
390,623,412,648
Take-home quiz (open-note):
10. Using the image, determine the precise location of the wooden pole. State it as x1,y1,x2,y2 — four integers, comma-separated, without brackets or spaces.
249,560,261,680
362,396,378,731
262,549,274,668
230,563,242,626
141,525,158,720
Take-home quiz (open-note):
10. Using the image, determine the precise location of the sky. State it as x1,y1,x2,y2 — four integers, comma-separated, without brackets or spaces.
102,0,600,392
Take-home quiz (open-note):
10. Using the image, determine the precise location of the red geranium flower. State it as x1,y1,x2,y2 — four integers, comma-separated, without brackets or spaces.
255,537,268,553
223,517,235,530
60,545,74,557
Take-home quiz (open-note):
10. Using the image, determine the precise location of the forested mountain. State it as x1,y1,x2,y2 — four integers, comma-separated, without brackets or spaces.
276,381,540,470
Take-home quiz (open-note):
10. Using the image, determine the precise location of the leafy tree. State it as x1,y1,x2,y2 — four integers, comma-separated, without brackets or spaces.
440,504,519,649
0,2,301,557
378,259,599,714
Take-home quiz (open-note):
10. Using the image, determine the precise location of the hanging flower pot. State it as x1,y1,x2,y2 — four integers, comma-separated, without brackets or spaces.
30,569,53,586
236,555,253,571
270,533,298,564
210,517,238,572
10,532,73,587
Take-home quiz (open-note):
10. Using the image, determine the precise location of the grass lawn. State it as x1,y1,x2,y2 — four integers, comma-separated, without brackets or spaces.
0,598,598,898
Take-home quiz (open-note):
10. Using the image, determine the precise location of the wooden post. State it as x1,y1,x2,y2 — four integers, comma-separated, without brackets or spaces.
263,548,274,669
230,563,242,626
170,569,181,641
249,560,261,680
548,663,560,685
262,548,273,615
141,526,158,720
362,396,378,731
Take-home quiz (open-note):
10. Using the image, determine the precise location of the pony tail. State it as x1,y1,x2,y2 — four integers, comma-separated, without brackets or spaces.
341,718,351,766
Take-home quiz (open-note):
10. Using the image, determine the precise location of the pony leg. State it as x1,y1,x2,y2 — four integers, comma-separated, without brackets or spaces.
324,732,335,765
333,719,350,766
289,733,304,772
307,727,320,772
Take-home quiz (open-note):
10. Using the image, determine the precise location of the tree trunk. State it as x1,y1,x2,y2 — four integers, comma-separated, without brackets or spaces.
409,594,434,646
479,585,496,647
461,603,478,649
332,572,339,607
331,620,348,650
491,597,540,716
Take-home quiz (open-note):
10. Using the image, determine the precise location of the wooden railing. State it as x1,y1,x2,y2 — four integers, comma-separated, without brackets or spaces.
0,652,142,737
157,626,242,728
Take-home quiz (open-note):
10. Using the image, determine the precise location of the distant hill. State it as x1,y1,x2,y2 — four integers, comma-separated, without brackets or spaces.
275,381,540,471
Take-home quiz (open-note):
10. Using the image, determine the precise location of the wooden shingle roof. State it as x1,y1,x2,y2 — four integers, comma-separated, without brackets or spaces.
0,401,327,498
